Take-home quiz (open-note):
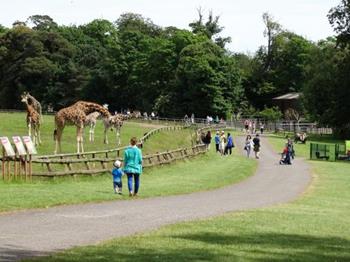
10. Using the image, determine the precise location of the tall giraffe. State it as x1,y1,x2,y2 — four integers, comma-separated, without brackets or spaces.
53,101,111,154
21,94,41,146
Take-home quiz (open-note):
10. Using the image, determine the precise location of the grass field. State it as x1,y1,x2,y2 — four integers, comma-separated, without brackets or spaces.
268,133,344,158
0,112,155,155
142,127,194,155
30,135,350,262
0,124,256,212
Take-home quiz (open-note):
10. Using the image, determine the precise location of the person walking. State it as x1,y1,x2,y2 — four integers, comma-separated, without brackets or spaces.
204,131,212,149
214,131,220,152
219,131,227,155
111,160,123,194
123,137,143,197
244,135,254,158
253,133,261,159
225,133,234,155
259,122,264,134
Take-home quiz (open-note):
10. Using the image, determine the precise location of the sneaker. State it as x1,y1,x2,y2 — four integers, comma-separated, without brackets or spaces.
129,192,133,197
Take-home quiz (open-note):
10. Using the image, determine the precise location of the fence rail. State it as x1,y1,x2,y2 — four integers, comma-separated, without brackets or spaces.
0,109,333,135
1,125,207,178
34,125,184,160
31,144,207,177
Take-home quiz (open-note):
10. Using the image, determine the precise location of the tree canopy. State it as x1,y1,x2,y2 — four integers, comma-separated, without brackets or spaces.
0,6,349,137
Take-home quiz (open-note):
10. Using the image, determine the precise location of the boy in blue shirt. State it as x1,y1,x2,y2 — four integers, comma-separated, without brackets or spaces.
112,160,123,194
214,131,220,152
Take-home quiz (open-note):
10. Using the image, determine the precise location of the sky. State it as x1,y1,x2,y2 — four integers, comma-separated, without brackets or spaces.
0,0,340,53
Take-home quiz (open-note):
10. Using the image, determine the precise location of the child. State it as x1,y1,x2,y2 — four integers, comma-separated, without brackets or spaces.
280,145,292,165
112,160,123,194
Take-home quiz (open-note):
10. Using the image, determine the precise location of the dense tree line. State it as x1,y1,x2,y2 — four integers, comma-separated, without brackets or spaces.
0,3,349,136
0,12,242,118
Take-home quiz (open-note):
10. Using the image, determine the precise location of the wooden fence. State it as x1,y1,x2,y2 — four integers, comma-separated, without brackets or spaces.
31,144,207,177
0,125,192,179
34,125,184,161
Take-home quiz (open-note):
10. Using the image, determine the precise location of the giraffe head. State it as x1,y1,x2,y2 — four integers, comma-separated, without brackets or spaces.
21,92,29,103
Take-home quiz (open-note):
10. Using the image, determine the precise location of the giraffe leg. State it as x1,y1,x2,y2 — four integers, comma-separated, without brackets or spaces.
89,127,93,142
54,128,63,154
77,126,85,153
89,123,95,142
116,128,121,146
80,127,84,153
104,128,109,144
38,126,42,145
28,121,32,137
76,128,80,154
34,126,39,147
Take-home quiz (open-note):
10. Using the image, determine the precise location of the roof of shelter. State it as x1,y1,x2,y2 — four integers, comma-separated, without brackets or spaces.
273,92,300,100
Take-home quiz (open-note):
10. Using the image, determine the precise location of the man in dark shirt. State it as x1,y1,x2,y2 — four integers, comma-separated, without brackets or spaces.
253,134,261,159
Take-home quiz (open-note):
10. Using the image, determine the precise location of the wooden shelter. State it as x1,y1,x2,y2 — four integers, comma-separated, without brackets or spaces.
273,92,301,119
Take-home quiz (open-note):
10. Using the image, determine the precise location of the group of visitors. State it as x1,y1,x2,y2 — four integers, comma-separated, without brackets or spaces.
111,137,143,196
111,119,300,196
213,131,235,155
184,113,195,124
280,137,295,165
244,119,264,135
244,134,261,159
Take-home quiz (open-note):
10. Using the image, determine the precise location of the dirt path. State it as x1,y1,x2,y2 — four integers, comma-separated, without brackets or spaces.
0,136,311,261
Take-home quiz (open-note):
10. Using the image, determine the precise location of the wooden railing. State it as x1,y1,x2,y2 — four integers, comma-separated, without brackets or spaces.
34,126,184,160
31,144,207,177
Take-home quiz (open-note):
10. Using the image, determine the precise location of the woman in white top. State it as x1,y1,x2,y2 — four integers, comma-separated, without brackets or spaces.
219,131,226,155
245,135,254,158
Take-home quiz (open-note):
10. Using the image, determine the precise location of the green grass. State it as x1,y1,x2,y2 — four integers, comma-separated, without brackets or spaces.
0,112,153,155
0,113,256,212
142,127,194,155
268,133,344,158
30,136,350,262
0,143,256,212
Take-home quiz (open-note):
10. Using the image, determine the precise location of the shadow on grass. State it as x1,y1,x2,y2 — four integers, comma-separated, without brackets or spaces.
174,232,350,261
0,246,50,262
19,232,350,262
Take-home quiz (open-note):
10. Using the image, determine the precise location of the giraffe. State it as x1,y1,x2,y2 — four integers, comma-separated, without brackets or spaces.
21,94,41,146
85,112,101,142
85,104,109,142
103,114,124,145
53,101,111,154
102,110,143,145
21,92,43,143
21,92,43,124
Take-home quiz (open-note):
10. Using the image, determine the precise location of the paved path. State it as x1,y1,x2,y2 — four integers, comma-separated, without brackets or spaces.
0,136,311,261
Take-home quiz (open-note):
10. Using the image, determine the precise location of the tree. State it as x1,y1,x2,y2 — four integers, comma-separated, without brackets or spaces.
189,8,231,48
175,41,242,117
328,0,350,46
26,15,58,31
303,38,350,137
116,13,161,37
262,12,281,71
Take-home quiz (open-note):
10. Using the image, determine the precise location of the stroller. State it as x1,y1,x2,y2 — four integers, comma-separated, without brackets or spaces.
279,147,292,165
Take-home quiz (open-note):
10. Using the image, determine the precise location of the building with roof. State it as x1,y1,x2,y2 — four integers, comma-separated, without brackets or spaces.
273,92,302,119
